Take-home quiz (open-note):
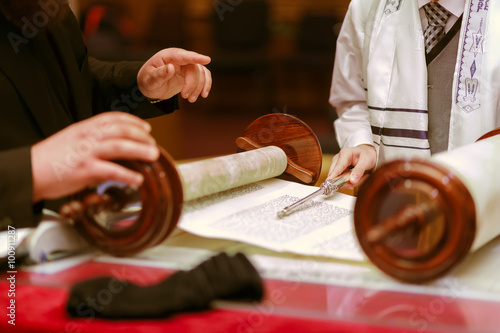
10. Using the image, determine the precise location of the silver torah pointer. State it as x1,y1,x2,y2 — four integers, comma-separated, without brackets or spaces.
277,173,351,218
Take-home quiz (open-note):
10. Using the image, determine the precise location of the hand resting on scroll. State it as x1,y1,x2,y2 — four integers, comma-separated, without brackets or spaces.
31,112,160,203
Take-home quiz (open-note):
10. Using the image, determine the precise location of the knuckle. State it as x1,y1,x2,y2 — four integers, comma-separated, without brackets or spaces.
108,141,125,153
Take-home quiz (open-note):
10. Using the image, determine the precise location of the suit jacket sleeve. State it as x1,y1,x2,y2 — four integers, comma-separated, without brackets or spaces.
87,57,179,119
0,147,39,229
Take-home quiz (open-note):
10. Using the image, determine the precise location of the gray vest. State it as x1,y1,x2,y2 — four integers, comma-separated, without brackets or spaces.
427,32,461,154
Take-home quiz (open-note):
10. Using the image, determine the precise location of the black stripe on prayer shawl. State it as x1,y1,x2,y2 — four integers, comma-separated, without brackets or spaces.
368,105,430,150
371,126,428,140
368,106,428,114
374,140,431,151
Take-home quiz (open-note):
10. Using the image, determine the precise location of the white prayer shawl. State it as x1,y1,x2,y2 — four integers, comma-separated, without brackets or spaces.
331,0,500,166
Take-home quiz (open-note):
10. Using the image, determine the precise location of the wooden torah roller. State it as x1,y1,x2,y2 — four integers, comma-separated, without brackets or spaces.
354,129,500,283
60,113,322,256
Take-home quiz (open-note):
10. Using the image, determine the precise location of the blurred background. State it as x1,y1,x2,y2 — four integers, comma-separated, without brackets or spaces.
69,0,350,160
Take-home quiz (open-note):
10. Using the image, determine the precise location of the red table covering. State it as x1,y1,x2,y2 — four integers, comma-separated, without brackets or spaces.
1,260,499,333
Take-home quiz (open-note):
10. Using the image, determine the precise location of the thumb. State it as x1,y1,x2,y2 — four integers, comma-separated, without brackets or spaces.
144,64,175,89
155,64,176,81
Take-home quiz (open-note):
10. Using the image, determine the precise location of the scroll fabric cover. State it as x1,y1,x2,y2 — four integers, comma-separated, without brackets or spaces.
66,252,264,319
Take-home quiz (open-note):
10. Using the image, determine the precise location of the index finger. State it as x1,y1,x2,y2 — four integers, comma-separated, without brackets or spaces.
349,159,371,184
328,153,352,180
85,112,153,133
160,48,211,66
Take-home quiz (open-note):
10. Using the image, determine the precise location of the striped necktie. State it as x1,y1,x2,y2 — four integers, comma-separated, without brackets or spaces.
423,2,451,54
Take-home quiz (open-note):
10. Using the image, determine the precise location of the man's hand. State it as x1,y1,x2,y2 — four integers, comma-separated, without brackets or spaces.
137,48,212,103
31,112,160,203
327,144,377,190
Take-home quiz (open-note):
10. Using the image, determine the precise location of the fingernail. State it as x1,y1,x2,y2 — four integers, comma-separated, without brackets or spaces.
350,174,359,183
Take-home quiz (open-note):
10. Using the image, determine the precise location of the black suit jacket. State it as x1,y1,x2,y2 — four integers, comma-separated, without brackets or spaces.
0,9,177,229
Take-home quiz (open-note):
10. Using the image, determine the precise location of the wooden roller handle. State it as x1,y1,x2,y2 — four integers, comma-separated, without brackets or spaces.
236,136,314,184
60,186,138,222
366,202,440,245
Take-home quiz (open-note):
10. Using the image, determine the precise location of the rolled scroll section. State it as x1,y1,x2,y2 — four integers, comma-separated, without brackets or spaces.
178,146,287,201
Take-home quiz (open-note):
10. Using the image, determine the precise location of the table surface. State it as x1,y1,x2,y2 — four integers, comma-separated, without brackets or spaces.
3,235,500,333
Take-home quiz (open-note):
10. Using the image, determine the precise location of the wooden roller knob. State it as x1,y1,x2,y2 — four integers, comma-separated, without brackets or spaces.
59,147,184,257
354,127,500,283
354,159,476,283
236,113,322,185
